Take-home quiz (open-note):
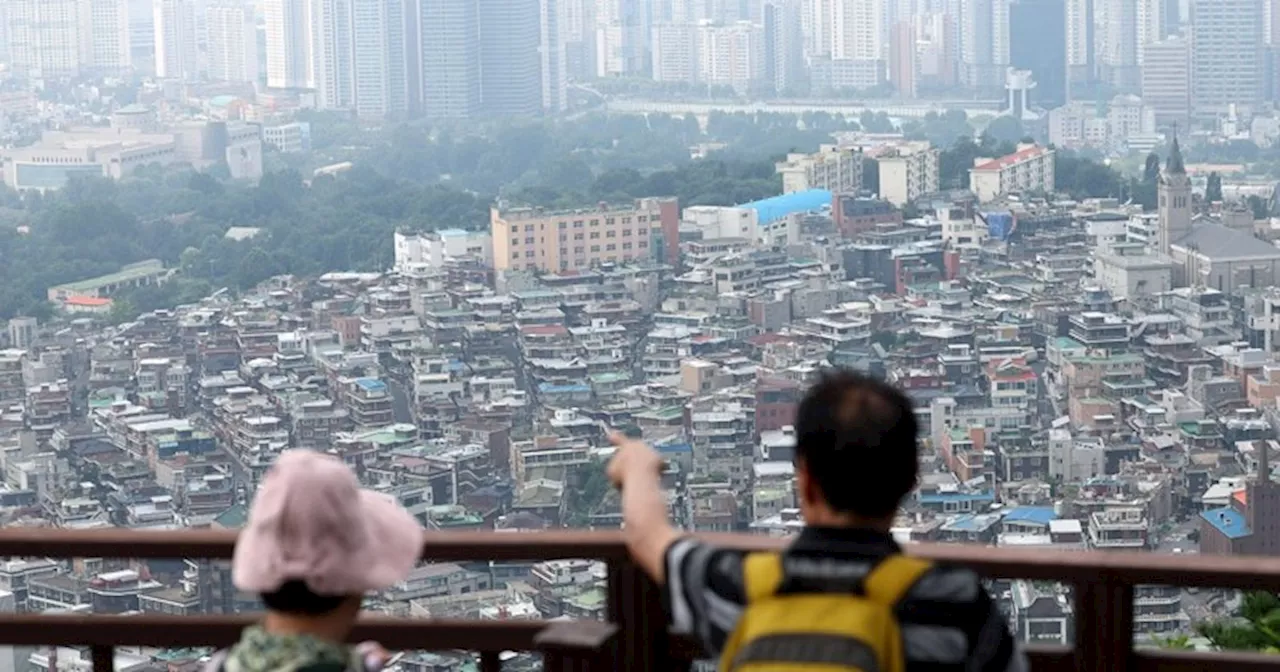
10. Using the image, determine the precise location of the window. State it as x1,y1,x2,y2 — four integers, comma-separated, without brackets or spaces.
525,237,534,244
606,230,616,238
525,251,535,258
622,229,632,237
510,225,518,233
590,232,600,239
589,219,599,226
511,251,519,259
623,242,632,250
525,224,534,232
606,243,616,251
591,245,600,252
574,246,584,253
574,233,584,240
639,240,648,248
558,221,567,229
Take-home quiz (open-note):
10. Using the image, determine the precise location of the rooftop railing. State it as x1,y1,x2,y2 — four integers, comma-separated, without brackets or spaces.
1,528,1280,672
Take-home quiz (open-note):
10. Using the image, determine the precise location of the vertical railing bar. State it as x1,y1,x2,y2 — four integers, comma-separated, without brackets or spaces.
607,558,682,672
479,650,501,672
91,645,114,672
1073,577,1134,672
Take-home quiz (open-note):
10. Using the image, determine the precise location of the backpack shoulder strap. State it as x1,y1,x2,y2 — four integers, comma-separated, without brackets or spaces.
863,555,932,607
205,650,229,672
742,551,785,604
296,662,351,672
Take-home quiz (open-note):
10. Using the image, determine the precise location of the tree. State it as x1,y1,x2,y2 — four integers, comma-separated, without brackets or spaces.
863,158,880,196
984,116,1026,145
1198,591,1280,653
1144,152,1162,183
1206,172,1224,202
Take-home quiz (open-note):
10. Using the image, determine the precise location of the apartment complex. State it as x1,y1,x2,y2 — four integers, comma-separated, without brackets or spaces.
969,144,1056,202
876,143,941,206
775,145,862,195
490,199,679,273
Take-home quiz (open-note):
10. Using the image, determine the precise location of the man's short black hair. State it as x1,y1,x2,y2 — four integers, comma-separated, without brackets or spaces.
793,368,919,518
260,579,350,616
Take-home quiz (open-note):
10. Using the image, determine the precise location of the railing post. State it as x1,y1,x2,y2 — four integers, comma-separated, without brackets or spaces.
1073,578,1133,672
91,645,113,672
607,559,686,672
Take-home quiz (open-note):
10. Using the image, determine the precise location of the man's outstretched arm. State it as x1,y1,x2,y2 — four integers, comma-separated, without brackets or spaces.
607,432,681,583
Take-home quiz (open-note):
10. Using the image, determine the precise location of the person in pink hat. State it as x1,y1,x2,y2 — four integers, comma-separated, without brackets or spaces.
207,449,424,672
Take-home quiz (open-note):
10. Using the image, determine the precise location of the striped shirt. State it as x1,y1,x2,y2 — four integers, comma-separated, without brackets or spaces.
665,527,1029,672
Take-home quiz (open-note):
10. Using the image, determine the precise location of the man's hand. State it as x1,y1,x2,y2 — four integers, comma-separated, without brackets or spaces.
607,430,678,584
607,431,664,489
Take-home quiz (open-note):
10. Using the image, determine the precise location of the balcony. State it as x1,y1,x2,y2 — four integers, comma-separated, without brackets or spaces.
2,528,1280,672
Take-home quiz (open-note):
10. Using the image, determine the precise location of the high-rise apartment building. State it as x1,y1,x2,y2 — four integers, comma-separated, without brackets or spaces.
651,23,699,83
1065,0,1094,99
596,0,651,76
959,0,1009,88
762,0,806,94
311,0,355,109
540,0,568,112
207,1,258,83
421,0,480,118
876,143,941,206
697,21,765,94
1191,0,1264,110
264,0,312,88
1142,37,1190,125
490,199,680,274
350,0,409,118
83,0,132,75
775,145,863,194
7,0,83,79
128,0,156,64
1096,0,1139,92
1009,0,1065,107
154,0,200,80
478,0,542,116
887,21,917,98
834,0,882,62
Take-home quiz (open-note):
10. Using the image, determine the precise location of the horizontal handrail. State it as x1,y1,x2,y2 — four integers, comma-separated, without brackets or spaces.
7,527,1280,591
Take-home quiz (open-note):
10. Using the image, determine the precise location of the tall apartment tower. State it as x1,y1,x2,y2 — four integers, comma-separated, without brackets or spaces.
1096,0,1138,92
763,0,806,94
1157,136,1191,259
1191,0,1264,110
310,0,354,108
540,0,568,112
264,0,312,88
207,1,258,83
350,0,409,118
7,0,83,79
959,0,1009,88
154,0,200,80
421,0,480,118
478,0,542,116
1065,0,1094,98
1142,36,1190,125
83,0,132,75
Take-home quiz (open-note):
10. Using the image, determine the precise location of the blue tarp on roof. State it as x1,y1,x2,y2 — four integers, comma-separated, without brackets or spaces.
1003,506,1057,526
1201,507,1251,539
355,378,387,392
738,189,833,224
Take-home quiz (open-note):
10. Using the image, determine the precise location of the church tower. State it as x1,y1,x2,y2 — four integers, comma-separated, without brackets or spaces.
1157,134,1192,257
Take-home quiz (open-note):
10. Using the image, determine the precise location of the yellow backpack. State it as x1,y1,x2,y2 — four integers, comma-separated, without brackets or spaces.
718,553,933,672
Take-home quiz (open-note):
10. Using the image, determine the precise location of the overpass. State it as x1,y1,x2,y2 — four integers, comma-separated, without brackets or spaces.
602,98,1005,120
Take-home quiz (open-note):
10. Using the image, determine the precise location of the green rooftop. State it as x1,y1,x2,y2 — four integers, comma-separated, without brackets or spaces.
51,259,165,293
567,587,606,610
213,504,247,529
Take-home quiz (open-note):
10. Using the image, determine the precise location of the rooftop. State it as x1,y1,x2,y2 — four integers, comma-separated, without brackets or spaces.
737,189,833,224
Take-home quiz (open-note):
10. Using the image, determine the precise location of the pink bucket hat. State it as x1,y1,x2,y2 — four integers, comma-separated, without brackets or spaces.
232,449,423,595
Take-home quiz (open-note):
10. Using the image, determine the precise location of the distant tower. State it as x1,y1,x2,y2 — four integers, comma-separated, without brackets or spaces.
1157,133,1191,258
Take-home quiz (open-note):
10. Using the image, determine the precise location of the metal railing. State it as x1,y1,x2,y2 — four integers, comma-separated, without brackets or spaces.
2,528,1280,672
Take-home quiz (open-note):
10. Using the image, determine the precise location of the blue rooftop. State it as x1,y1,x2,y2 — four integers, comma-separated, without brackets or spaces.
738,189,833,224
656,442,692,454
355,378,387,392
1201,507,1251,539
1003,506,1057,526
538,383,591,393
